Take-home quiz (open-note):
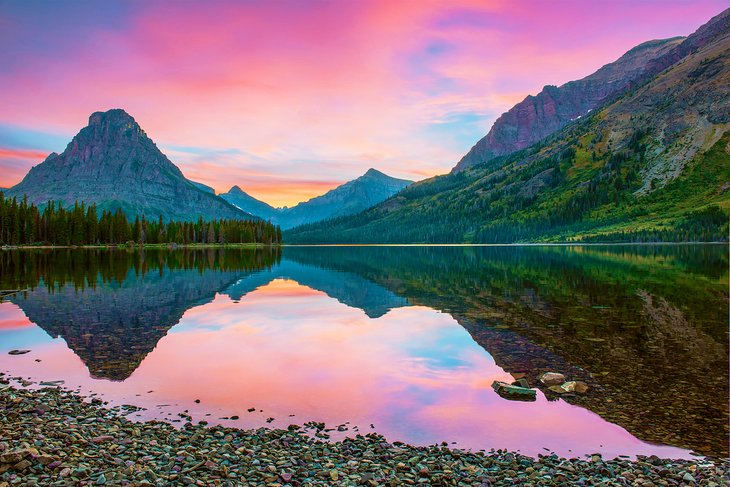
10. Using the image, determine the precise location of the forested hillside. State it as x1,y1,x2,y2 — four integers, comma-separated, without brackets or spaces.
286,10,730,244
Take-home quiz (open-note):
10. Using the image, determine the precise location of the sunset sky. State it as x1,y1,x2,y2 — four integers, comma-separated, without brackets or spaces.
0,0,725,206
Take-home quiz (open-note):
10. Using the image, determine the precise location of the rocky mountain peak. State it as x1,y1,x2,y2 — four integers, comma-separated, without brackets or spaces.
6,109,247,222
363,168,385,178
89,108,135,125
78,109,147,148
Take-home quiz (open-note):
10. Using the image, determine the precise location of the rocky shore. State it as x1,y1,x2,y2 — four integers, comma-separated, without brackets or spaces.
0,385,727,486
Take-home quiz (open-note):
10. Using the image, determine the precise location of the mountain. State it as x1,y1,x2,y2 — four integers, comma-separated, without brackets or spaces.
221,168,413,230
6,109,248,222
277,168,412,229
452,37,684,173
285,8,730,244
219,185,279,221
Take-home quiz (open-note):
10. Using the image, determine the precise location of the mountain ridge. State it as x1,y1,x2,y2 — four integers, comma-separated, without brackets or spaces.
452,36,685,173
6,109,249,222
220,168,413,229
454,8,730,174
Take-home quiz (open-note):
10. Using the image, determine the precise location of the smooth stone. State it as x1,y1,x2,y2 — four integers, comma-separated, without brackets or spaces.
548,385,568,394
511,378,530,388
539,372,566,386
562,381,589,393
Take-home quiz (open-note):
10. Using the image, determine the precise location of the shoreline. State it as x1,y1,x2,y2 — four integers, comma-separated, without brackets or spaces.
1,384,727,486
0,241,726,250
0,243,278,250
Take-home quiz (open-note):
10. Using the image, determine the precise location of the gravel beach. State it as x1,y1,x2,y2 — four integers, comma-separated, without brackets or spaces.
0,383,727,486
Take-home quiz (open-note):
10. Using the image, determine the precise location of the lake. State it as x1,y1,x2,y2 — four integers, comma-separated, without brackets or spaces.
0,245,727,459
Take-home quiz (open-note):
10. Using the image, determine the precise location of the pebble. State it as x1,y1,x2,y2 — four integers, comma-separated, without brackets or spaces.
0,385,727,486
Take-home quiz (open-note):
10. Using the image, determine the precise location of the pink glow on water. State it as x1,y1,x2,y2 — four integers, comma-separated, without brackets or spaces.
0,305,33,330
0,281,693,459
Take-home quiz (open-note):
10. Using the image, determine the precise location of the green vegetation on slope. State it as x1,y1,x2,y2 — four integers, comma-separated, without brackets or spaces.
286,130,729,243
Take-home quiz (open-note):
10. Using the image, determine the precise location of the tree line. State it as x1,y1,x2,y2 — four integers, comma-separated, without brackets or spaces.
0,193,282,246
0,247,281,293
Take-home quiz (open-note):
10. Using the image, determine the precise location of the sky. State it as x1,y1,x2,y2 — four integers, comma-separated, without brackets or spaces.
0,0,726,207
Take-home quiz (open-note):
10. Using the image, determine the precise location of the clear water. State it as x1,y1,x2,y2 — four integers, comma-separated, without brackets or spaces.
0,245,726,459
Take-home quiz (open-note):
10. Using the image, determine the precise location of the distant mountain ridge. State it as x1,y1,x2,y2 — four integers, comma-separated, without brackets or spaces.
6,109,248,222
219,185,279,221
220,168,412,229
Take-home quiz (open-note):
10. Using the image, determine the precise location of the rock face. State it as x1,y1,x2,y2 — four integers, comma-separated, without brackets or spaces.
6,109,246,222
599,9,730,191
454,8,730,174
221,168,412,230
452,37,684,172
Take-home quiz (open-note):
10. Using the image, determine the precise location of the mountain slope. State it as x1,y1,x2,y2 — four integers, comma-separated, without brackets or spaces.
277,169,412,229
221,169,412,229
6,109,247,222
219,185,279,221
286,8,730,243
452,36,684,173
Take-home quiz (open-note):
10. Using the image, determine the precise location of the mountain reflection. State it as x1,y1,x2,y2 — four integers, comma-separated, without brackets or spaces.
0,245,726,457
1,248,281,380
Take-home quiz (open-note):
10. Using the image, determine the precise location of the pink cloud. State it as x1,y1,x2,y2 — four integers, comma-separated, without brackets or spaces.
0,148,49,188
0,0,725,204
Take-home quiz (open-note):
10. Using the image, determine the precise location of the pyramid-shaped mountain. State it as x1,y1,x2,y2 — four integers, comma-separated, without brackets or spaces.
220,185,279,221
7,109,247,221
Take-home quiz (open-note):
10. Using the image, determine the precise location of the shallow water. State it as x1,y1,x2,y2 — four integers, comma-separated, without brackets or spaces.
0,245,727,459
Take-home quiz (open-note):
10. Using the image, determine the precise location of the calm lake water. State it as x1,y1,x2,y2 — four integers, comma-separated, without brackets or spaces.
0,245,727,459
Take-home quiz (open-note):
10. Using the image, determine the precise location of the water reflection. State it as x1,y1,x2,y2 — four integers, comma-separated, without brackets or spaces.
0,245,726,458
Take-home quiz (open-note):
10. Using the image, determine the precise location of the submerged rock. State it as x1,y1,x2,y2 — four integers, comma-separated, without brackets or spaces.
7,350,31,356
492,380,537,401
